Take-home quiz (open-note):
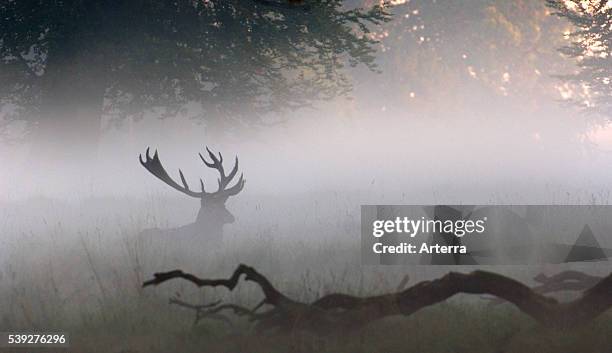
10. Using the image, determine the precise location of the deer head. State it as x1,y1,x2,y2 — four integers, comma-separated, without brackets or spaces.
139,147,245,242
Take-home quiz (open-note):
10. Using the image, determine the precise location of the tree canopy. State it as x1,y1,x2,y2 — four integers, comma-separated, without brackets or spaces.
0,0,390,137
547,0,612,119
359,1,571,115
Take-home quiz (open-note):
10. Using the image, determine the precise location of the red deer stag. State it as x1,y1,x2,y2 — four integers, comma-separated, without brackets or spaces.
139,147,245,244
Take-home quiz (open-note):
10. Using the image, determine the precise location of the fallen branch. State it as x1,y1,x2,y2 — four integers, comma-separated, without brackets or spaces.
168,298,233,327
484,270,603,306
144,265,612,333
534,270,602,288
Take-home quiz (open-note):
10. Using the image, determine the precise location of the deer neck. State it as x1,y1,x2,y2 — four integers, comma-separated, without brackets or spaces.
195,205,226,240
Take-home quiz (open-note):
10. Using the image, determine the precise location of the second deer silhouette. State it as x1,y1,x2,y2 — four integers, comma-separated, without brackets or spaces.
139,147,245,244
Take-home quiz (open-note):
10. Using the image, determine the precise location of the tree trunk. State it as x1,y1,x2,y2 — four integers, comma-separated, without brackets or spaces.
29,46,107,169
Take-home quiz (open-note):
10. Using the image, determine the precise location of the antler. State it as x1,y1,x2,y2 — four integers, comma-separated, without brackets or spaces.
140,148,205,198
199,147,245,199
140,147,245,200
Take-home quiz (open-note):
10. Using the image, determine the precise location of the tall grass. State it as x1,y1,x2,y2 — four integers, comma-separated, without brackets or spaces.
0,193,610,352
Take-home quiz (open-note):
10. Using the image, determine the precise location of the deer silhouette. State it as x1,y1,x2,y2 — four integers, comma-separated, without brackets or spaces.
139,147,245,244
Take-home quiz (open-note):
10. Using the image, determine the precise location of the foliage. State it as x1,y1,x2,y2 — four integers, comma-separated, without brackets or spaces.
351,0,571,120
0,0,390,129
547,0,612,119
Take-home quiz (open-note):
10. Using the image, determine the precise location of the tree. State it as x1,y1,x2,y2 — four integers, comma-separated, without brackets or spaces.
362,0,571,116
0,0,389,160
547,0,612,119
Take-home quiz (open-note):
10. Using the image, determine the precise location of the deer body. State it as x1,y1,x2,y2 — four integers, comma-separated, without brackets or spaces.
139,147,245,245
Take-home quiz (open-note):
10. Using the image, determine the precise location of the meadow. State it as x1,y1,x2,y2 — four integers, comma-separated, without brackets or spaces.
0,191,611,353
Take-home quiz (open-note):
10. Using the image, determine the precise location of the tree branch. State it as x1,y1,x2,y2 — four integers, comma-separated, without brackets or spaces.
144,265,612,333
252,0,311,11
143,264,296,308
485,270,603,306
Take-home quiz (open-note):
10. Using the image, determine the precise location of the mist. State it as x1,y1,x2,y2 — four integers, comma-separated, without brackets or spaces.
2,82,612,203
1,1,611,351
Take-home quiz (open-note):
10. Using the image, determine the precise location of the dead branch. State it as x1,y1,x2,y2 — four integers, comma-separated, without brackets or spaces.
534,271,602,287
144,265,612,333
144,264,297,309
169,297,222,310
168,297,233,327
485,270,604,306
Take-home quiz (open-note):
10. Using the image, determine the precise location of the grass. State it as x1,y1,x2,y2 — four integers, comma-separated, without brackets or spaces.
36,302,612,353
0,194,611,352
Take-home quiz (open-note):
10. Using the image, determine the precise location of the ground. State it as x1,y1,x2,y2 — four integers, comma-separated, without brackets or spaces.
1,194,610,353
